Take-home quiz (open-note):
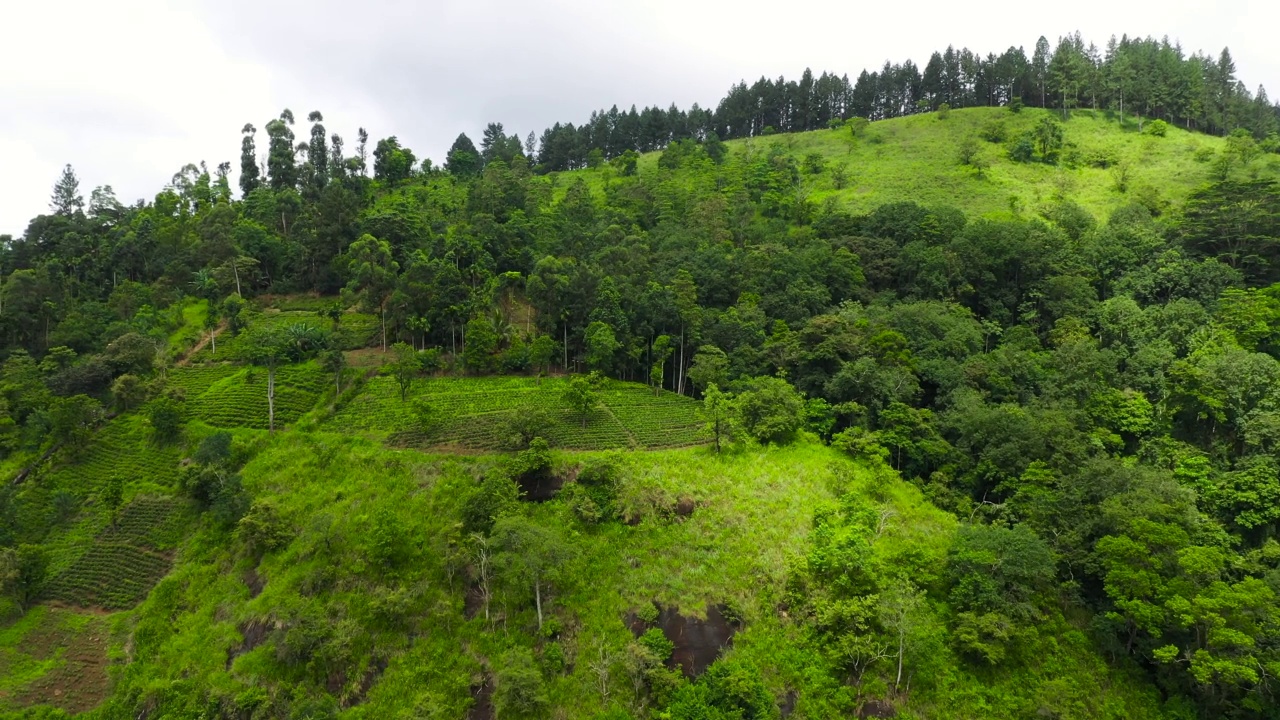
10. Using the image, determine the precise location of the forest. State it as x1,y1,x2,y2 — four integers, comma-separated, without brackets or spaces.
3,30,1280,720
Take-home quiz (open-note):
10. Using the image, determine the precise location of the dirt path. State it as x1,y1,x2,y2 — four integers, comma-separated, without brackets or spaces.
178,323,224,366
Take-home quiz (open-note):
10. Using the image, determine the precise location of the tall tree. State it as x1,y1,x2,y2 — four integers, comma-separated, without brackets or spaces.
343,234,400,351
239,124,260,197
49,164,83,216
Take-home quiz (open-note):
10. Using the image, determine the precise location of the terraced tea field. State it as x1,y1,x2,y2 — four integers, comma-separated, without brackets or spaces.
325,376,708,450
42,496,187,610
39,415,182,496
186,363,329,429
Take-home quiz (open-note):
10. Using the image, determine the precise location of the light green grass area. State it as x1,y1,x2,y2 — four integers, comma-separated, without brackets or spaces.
325,375,708,450
559,107,1279,220
43,433,1161,718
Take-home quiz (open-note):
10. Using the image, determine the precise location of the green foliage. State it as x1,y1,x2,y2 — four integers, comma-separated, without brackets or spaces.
562,373,601,428
734,376,803,444
1143,119,1169,137
493,647,549,718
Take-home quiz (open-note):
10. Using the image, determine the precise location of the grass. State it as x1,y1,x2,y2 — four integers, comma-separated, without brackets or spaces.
557,106,1279,220
325,375,708,450
12,432,1161,719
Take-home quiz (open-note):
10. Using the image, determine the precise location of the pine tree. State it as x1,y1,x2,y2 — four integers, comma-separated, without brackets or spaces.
49,164,83,216
1032,36,1052,108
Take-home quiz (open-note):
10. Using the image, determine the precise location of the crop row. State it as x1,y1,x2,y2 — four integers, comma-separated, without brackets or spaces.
42,417,181,493
42,543,173,610
189,364,328,429
98,496,186,549
167,364,241,399
332,376,706,450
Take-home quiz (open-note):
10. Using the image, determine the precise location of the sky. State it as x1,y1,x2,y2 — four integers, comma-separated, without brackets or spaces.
1,0,1277,237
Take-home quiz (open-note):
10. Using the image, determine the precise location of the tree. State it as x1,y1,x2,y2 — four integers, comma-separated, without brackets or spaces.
50,164,84,216
320,347,346,400
492,647,549,718
734,376,804,444
344,234,399,351
464,316,499,373
649,335,674,394
562,374,600,428
1033,117,1065,162
1032,36,1051,108
687,345,730,394
147,396,184,443
701,383,735,453
239,124,260,196
0,545,46,611
111,373,146,411
373,136,417,183
49,394,102,456
584,321,620,375
492,515,574,630
445,133,482,177
529,334,557,383
245,327,288,432
390,342,418,401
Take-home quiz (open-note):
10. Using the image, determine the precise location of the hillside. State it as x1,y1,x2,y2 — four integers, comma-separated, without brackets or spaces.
565,106,1279,219
6,55,1280,719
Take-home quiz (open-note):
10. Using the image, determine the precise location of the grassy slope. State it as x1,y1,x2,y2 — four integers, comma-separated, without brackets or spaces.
1,422,1164,718
4,113,1238,715
564,106,1280,219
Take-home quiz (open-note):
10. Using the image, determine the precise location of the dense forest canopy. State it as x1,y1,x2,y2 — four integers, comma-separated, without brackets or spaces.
5,28,1280,720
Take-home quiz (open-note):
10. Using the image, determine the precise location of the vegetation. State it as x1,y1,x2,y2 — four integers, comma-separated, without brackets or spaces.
4,28,1280,720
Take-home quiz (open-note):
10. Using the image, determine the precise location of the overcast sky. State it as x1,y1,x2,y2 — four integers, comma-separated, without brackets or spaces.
2,0,1277,236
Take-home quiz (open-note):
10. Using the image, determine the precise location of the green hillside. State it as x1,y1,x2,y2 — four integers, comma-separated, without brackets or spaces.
569,106,1279,219
7,46,1280,720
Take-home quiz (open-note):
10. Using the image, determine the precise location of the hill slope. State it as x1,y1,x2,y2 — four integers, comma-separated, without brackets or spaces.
567,106,1278,219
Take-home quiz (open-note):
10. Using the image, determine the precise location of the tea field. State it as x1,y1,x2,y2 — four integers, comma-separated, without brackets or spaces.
326,375,708,450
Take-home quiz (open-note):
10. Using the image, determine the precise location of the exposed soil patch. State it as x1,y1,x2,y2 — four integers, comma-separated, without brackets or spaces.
516,471,565,502
468,677,494,720
11,612,110,715
343,655,389,707
628,603,737,678
464,584,485,620
226,618,271,669
859,699,898,718
243,567,266,598
781,690,798,717
675,496,697,517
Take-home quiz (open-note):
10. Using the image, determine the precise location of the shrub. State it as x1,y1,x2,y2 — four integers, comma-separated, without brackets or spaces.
936,102,951,119
147,396,184,443
493,647,549,719
1143,119,1169,137
1008,135,1035,163
236,500,290,557
979,119,1008,143
1008,98,1023,113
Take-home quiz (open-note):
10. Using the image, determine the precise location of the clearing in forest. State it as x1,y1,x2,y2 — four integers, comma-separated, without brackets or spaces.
325,376,708,450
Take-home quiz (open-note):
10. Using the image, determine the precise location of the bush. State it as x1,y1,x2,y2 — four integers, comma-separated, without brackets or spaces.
1008,135,1035,163
235,500,290,557
936,102,951,119
979,119,1008,143
147,396,184,443
1008,98,1023,113
493,647,549,719
1143,119,1169,137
